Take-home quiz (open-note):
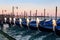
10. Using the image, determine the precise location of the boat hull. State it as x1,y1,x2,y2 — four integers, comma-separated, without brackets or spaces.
29,25,38,30
55,26,60,36
55,28,60,36
29,21,38,30
22,23,28,29
38,25,53,32
15,21,20,27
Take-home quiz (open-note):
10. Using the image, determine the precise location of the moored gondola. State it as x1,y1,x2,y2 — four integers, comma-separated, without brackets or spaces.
29,21,38,30
29,18,40,30
38,19,53,32
55,26,60,36
22,18,30,29
15,18,20,27
15,18,22,27
8,17,12,25
55,19,60,36
56,19,60,26
3,17,7,24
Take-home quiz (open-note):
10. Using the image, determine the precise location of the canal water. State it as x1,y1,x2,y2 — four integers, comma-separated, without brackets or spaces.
1,24,60,40
0,33,8,40
0,17,60,40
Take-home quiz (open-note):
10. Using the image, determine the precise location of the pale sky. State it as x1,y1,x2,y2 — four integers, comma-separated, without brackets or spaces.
0,0,60,16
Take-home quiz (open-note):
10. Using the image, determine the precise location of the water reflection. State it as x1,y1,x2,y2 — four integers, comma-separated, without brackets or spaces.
42,33,56,40
42,33,60,40
29,31,50,40
21,30,38,37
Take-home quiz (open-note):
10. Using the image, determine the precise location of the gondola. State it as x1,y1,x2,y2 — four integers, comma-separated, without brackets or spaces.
3,17,7,24
22,18,29,29
7,18,13,26
55,19,60,36
15,18,22,27
11,18,16,25
38,19,53,32
29,21,38,30
15,18,20,27
8,18,16,25
56,19,60,26
55,26,60,36
29,18,40,30
21,18,27,27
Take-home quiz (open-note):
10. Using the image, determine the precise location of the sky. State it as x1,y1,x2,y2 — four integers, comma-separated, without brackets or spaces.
0,0,60,16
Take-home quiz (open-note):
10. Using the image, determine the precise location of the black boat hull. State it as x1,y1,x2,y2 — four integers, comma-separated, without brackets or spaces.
22,23,28,29
38,25,53,32
29,26,38,30
55,28,60,36
15,22,20,27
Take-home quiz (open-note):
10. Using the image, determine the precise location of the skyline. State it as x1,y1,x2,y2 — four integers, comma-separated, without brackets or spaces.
0,0,60,16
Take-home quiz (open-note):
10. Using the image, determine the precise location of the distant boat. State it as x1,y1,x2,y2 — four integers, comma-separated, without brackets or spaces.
38,19,53,32
3,17,7,24
9,18,16,25
7,18,13,26
3,17,16,26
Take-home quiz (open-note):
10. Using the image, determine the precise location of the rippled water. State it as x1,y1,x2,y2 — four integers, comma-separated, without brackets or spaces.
2,25,60,40
0,33,8,40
